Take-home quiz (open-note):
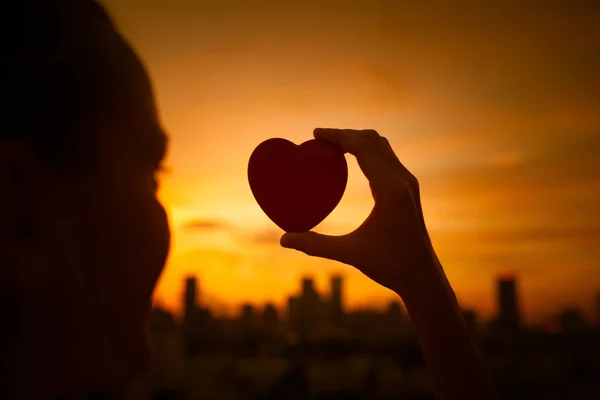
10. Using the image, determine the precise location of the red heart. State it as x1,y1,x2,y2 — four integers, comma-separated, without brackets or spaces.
248,138,348,233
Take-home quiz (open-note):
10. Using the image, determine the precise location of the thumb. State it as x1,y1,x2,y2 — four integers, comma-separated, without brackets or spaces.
280,231,351,264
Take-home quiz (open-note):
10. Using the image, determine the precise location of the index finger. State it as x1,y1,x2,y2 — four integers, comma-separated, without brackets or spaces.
314,128,392,187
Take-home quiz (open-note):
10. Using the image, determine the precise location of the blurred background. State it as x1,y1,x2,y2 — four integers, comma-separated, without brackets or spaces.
99,1,600,399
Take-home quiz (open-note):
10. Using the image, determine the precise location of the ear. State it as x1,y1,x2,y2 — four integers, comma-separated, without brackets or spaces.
0,140,50,294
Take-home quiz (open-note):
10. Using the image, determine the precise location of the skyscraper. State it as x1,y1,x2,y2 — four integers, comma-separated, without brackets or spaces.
288,295,300,333
330,275,344,326
240,303,255,334
182,275,208,357
299,276,323,338
497,275,521,331
263,303,279,333
184,275,198,323
302,277,317,299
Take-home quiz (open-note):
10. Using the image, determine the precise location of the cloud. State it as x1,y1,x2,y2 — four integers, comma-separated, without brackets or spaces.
181,220,286,248
183,219,230,231
182,221,285,247
418,129,600,210
250,229,283,246
473,227,600,245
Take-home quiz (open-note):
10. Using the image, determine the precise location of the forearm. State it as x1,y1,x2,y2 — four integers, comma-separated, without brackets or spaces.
397,261,498,400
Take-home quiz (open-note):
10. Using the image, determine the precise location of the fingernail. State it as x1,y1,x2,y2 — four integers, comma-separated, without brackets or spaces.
281,233,302,249
280,234,292,248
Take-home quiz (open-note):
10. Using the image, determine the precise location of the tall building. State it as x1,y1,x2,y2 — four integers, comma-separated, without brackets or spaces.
330,275,344,326
263,303,279,333
302,277,317,299
497,276,521,331
288,295,300,333
184,276,198,323
182,275,211,356
240,303,255,334
299,276,324,338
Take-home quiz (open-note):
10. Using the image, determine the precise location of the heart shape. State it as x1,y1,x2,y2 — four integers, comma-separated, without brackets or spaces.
248,138,348,233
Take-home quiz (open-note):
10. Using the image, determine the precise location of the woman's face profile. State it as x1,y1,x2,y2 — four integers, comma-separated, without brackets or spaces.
58,43,173,375
1,28,173,390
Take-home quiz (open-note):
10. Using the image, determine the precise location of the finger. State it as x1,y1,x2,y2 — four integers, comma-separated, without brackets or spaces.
378,137,420,196
356,131,405,171
377,137,434,254
363,134,420,195
377,136,404,170
313,128,392,188
380,137,414,179
352,131,428,233
280,231,354,266
355,131,412,179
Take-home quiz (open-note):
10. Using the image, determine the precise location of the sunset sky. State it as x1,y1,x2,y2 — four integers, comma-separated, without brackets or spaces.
100,0,600,324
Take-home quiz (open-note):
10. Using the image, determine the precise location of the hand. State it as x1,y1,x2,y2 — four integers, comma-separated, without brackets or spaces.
281,129,500,400
281,128,451,300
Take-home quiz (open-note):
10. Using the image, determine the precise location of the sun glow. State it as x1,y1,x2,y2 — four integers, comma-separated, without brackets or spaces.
108,0,600,324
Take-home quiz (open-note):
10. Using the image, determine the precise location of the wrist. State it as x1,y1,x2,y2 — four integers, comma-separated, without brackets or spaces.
393,257,458,315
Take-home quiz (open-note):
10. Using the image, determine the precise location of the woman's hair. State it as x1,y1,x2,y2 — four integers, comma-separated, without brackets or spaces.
2,0,145,169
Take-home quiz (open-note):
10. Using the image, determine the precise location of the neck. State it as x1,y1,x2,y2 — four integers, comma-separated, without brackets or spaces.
0,283,148,399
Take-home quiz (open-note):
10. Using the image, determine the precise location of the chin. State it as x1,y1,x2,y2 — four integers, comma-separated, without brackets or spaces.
106,311,153,382
105,329,153,387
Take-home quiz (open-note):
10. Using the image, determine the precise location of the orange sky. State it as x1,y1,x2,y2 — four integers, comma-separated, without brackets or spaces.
101,0,600,324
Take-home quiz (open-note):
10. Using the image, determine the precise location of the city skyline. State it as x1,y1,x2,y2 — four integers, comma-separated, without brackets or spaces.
146,272,600,399
157,272,600,332
101,0,600,322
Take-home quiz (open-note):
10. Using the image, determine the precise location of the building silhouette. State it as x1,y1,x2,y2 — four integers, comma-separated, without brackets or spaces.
184,276,198,324
299,277,324,338
263,302,279,333
288,295,300,334
142,273,600,400
497,275,521,332
182,276,211,355
286,276,349,339
330,275,344,327
240,303,256,335
302,277,318,301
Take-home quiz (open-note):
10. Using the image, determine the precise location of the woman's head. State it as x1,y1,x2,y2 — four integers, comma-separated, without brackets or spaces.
1,0,171,395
